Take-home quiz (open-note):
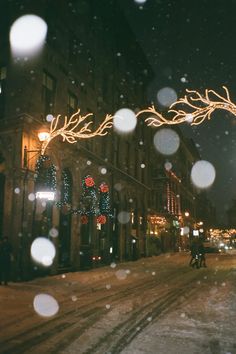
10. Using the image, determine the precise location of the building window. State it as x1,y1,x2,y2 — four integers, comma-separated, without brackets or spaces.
42,71,56,117
67,91,78,117
0,66,7,119
131,211,135,224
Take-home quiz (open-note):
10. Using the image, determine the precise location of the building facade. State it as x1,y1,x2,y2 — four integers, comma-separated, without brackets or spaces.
0,1,209,279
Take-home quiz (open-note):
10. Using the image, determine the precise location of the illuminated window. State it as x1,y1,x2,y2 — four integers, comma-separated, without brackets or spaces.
131,212,134,224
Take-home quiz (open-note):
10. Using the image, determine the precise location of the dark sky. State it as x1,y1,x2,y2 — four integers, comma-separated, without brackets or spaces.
120,0,236,224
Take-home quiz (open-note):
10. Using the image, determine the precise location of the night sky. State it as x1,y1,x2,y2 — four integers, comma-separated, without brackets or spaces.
121,0,236,224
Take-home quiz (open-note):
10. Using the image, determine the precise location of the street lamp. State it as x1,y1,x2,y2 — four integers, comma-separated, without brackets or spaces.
38,131,50,142
23,130,58,198
23,132,56,205
20,130,51,279
23,130,49,168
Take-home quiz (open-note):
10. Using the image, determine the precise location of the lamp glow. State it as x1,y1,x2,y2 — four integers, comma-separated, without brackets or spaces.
38,131,50,142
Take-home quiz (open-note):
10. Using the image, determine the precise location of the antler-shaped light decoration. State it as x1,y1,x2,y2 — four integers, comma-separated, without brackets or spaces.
137,86,236,127
40,109,113,155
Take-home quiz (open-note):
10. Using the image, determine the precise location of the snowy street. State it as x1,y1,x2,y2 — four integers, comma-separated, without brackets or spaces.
1,253,236,354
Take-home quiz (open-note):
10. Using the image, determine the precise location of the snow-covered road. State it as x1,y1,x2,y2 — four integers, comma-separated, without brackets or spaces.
0,253,236,354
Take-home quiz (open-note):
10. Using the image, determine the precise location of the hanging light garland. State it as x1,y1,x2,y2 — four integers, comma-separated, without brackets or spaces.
40,109,113,155
35,155,57,192
79,175,99,216
99,182,112,217
55,179,113,223
55,170,72,212
137,86,236,127
96,214,107,224
81,215,89,225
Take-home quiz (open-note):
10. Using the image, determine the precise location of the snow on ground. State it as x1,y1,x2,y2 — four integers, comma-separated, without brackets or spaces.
121,255,236,354
1,253,236,354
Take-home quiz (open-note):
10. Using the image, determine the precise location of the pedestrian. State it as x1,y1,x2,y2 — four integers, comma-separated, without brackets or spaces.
0,236,13,285
189,240,199,269
199,241,207,268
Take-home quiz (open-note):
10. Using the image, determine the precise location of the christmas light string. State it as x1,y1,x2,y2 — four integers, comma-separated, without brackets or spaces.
35,86,236,223
35,155,57,192
41,109,113,155
55,170,73,212
137,86,236,127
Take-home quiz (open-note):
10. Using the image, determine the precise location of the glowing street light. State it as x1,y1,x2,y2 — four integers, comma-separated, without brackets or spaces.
38,131,50,142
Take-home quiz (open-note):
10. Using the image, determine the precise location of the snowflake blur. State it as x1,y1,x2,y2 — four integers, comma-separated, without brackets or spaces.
191,160,216,189
10,15,47,57
113,108,137,134
33,294,59,318
153,128,180,156
157,87,178,107
31,237,56,266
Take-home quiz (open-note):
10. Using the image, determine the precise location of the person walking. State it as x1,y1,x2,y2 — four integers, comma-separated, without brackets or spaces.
0,237,13,285
199,241,207,268
189,239,200,269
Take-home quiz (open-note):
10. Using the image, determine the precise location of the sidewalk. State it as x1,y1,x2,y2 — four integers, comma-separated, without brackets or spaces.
0,253,182,295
